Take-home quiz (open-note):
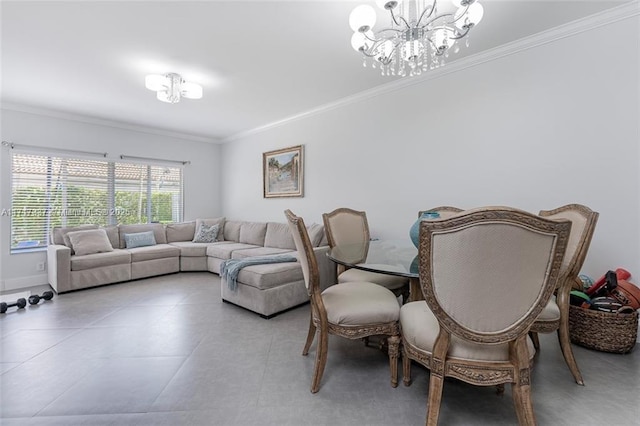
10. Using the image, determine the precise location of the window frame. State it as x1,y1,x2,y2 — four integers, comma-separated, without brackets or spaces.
9,150,184,254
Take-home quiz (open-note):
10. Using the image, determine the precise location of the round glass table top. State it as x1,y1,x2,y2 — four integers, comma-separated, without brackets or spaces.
327,239,419,278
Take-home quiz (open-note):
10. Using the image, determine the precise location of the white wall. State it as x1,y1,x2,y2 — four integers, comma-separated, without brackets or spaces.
221,15,640,281
0,109,222,291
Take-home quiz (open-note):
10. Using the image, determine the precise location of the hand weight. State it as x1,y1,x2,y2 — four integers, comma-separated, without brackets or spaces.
28,291,54,305
0,298,27,314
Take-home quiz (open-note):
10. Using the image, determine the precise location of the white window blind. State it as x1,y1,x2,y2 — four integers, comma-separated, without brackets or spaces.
10,152,183,252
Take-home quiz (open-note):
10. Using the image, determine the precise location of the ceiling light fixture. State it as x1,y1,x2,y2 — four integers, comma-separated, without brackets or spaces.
144,73,203,103
349,0,484,77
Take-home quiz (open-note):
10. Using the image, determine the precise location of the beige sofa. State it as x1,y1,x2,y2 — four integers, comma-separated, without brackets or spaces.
47,218,335,317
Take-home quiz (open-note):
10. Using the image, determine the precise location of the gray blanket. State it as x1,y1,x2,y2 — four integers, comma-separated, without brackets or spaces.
220,254,298,291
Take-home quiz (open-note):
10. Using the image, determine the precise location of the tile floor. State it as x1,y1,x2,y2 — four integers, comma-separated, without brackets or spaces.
0,272,638,425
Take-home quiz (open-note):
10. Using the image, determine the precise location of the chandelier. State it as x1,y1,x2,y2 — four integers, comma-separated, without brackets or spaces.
349,0,484,77
144,73,203,103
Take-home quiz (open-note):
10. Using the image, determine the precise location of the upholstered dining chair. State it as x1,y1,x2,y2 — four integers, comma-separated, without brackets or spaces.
285,209,401,393
323,207,409,301
400,207,570,425
529,204,599,385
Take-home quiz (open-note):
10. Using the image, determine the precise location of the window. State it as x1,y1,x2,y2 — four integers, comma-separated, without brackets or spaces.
10,152,183,252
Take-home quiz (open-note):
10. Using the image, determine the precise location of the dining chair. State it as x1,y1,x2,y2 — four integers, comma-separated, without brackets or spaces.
323,207,409,302
285,209,401,393
400,207,570,425
529,204,599,385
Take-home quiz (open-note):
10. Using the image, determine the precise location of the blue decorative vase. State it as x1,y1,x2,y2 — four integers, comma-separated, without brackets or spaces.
410,211,440,248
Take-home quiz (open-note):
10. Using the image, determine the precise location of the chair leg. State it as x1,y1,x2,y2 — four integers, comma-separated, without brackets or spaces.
510,336,536,426
310,328,329,393
529,331,540,350
512,381,536,426
557,326,584,385
426,372,445,426
402,347,412,386
426,330,450,426
302,313,316,356
387,335,400,388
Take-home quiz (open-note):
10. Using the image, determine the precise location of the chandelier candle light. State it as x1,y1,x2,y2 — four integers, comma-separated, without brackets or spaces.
145,73,203,103
349,0,483,76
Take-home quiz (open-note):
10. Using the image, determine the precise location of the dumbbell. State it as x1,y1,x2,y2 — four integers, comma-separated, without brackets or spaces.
0,298,27,314
28,291,54,305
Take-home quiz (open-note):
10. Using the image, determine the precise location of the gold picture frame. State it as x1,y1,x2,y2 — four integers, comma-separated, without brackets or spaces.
263,145,304,198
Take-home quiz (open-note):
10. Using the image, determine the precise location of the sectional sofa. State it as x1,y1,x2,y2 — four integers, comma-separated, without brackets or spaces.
47,218,336,317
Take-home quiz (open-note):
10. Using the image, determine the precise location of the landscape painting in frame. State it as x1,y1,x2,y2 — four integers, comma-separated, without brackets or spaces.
263,145,304,198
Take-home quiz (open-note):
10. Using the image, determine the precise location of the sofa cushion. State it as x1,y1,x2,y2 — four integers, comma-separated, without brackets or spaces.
127,244,180,262
66,229,114,256
70,249,131,271
236,262,303,290
118,223,166,248
307,223,326,247
166,221,196,243
239,222,267,246
264,222,296,250
52,224,99,253
232,247,294,259
169,241,232,257
206,243,260,260
124,231,156,249
193,223,219,243
223,220,242,242
196,217,226,241
103,225,120,250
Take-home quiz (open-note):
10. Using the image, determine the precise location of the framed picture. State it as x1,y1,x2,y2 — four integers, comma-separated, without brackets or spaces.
263,145,304,198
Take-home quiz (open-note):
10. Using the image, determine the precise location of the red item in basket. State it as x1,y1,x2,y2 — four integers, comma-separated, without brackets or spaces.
609,279,640,311
586,268,631,297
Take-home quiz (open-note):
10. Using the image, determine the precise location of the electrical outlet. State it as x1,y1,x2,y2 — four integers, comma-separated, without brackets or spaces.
36,262,45,272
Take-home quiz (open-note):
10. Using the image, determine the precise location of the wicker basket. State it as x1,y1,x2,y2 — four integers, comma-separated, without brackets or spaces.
568,305,638,354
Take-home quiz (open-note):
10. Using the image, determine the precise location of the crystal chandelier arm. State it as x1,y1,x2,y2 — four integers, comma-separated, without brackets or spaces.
415,4,437,28
418,12,458,29
360,39,402,66
389,7,409,28
372,27,405,35
448,26,471,40
451,3,471,25
426,35,446,55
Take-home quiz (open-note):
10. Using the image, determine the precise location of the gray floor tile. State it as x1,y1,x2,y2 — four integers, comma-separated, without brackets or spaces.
38,357,186,416
0,328,79,363
1,273,638,425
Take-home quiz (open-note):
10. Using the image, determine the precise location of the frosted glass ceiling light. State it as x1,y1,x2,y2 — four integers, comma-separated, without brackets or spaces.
144,73,203,104
349,0,484,77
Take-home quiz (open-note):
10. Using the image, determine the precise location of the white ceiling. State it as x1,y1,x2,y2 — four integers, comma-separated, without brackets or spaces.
1,0,632,143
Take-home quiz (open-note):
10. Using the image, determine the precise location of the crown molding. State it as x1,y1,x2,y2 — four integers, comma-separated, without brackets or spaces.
223,1,640,143
1,102,221,145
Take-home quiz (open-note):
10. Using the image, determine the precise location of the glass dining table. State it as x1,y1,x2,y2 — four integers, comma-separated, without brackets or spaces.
327,239,424,302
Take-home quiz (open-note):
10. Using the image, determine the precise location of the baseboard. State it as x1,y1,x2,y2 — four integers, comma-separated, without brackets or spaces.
1,274,48,292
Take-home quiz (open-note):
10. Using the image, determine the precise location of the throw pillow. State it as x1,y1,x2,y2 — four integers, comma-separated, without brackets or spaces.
196,217,225,241
66,229,114,256
124,231,156,249
192,223,219,243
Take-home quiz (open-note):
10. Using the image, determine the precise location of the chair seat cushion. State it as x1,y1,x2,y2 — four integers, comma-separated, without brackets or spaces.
536,297,560,321
322,282,400,326
338,267,408,291
400,301,536,362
